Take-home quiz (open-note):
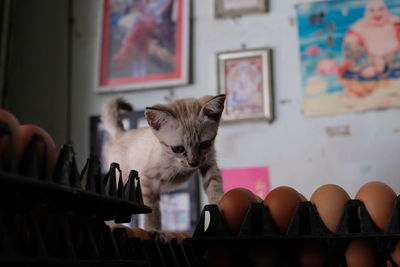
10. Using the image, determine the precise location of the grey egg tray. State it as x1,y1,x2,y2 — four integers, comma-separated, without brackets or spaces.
189,196,400,267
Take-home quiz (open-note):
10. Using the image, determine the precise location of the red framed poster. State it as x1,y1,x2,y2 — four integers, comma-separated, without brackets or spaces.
97,0,190,92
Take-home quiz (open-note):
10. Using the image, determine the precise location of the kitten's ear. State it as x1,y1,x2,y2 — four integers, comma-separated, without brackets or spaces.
145,105,175,131
200,94,226,122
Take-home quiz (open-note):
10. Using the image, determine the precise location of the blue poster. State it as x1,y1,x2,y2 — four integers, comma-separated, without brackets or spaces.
296,0,400,116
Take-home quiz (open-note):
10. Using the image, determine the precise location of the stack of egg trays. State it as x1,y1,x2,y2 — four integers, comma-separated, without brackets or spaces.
0,133,151,222
190,196,400,267
0,206,198,267
0,129,161,265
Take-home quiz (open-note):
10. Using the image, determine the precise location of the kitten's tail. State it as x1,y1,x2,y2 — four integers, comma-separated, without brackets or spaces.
101,98,133,139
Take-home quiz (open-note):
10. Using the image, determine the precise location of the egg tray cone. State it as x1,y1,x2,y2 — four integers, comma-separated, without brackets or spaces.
190,197,400,267
0,121,18,173
0,208,198,267
0,142,151,223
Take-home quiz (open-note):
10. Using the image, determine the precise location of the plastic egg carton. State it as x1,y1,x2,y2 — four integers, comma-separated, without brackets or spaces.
0,208,197,267
190,197,400,267
0,132,200,266
0,138,151,222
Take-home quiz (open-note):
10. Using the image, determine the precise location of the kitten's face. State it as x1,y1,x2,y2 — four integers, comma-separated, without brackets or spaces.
145,95,225,169
162,119,218,169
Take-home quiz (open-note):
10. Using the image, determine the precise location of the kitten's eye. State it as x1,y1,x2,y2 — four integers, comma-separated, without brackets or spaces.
171,146,185,153
200,140,211,149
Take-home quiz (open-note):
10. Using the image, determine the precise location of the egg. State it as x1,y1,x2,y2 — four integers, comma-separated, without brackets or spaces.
310,184,350,233
390,240,400,265
263,186,304,233
218,188,259,233
111,225,150,240
296,241,327,267
131,227,150,240
165,231,191,242
111,224,135,237
0,109,22,169
355,181,397,231
345,239,377,267
20,124,57,173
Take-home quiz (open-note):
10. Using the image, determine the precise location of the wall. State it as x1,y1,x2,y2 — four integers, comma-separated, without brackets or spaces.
7,0,68,146
7,0,400,204
71,0,400,202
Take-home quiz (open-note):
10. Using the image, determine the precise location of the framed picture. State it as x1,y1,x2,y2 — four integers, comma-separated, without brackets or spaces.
296,0,400,116
215,0,268,18
97,0,191,93
217,48,274,122
89,111,201,233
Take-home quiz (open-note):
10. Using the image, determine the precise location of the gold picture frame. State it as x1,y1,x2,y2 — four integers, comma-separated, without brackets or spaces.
215,0,268,18
217,48,274,122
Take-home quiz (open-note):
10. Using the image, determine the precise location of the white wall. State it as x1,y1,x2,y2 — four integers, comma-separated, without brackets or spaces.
69,0,400,203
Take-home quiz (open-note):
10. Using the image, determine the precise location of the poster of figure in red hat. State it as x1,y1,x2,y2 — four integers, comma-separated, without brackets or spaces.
98,0,190,92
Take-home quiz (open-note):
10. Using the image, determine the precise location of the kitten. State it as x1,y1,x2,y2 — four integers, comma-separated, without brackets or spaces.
101,95,225,235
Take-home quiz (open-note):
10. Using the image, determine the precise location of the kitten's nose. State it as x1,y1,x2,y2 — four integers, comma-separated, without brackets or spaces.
189,161,199,167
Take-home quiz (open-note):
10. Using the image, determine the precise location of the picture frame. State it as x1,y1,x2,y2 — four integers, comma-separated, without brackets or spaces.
97,0,191,93
89,111,201,233
296,0,400,116
217,48,274,122
215,0,268,18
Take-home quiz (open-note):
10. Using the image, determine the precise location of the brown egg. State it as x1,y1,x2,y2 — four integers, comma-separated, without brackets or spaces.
355,181,397,231
165,231,191,242
345,239,377,267
218,188,259,233
390,240,400,265
0,109,22,168
131,227,150,240
310,184,351,233
263,186,304,233
296,241,327,267
111,224,135,237
111,225,150,240
20,124,57,172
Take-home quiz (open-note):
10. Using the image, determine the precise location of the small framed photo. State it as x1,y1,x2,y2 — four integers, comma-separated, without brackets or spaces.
215,0,268,18
97,0,191,93
217,48,274,122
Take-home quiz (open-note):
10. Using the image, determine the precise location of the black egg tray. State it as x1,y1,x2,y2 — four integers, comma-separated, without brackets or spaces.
0,125,201,266
0,209,198,267
0,171,150,221
0,141,151,222
189,196,400,267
